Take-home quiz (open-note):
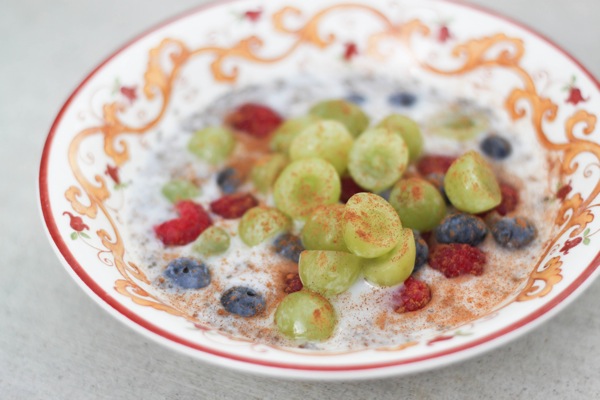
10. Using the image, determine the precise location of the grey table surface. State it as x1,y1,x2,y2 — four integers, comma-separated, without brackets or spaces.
2,0,600,398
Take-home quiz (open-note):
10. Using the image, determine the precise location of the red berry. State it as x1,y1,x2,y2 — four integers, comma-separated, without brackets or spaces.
340,175,368,203
416,155,456,176
154,201,212,246
495,182,519,216
429,243,486,278
284,273,303,294
393,277,432,313
226,103,283,138
210,193,258,219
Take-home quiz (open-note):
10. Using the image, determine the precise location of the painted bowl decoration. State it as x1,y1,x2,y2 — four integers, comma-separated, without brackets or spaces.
39,0,600,379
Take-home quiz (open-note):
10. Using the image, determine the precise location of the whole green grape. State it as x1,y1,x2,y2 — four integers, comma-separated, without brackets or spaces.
388,177,447,232
299,250,361,296
289,120,354,175
273,158,341,221
444,150,501,213
301,204,348,252
343,192,402,258
270,115,321,154
376,114,423,162
161,179,200,203
188,126,236,164
250,153,288,193
309,99,369,137
347,127,409,192
275,290,337,341
362,228,415,286
238,207,292,246
192,226,230,256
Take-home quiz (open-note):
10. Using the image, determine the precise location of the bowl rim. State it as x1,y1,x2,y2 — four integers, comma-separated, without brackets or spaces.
38,0,600,379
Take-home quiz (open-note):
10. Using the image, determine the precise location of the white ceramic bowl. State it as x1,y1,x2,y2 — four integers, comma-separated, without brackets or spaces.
39,0,600,379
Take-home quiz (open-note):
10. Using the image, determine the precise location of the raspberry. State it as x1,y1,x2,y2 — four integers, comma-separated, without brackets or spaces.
340,175,368,203
226,103,283,138
284,273,303,294
495,182,519,216
393,277,431,313
416,154,456,176
154,201,212,246
210,193,258,219
429,243,486,278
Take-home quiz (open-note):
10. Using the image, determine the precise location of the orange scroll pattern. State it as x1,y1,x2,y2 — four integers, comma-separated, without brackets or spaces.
62,4,597,326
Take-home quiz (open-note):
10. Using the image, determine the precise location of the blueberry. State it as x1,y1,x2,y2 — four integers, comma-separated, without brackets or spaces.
163,257,211,289
345,93,366,105
412,230,429,272
425,173,451,204
388,92,417,107
480,135,512,160
491,217,536,249
216,167,243,194
220,286,266,317
378,188,392,201
435,213,488,246
273,233,304,263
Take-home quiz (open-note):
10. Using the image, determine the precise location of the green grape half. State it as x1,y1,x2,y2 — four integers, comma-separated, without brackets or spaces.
273,158,341,221
299,250,361,296
161,179,200,203
362,228,416,287
343,192,402,258
289,120,354,175
250,153,288,193
238,207,292,247
301,204,348,252
188,126,235,164
275,290,337,341
388,177,447,232
444,150,501,213
270,115,321,154
427,109,489,141
347,127,409,192
192,226,230,256
376,114,423,162
308,99,369,137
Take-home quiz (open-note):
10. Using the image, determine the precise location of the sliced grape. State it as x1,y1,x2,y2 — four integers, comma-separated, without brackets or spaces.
250,153,288,193
343,192,402,258
289,120,354,175
192,226,230,256
273,158,341,220
362,228,415,287
376,114,423,162
161,179,200,203
299,250,361,296
309,99,369,137
427,109,488,141
444,150,501,213
275,290,337,341
348,127,409,192
238,206,292,246
301,204,348,252
188,126,235,164
389,177,447,232
270,115,321,154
